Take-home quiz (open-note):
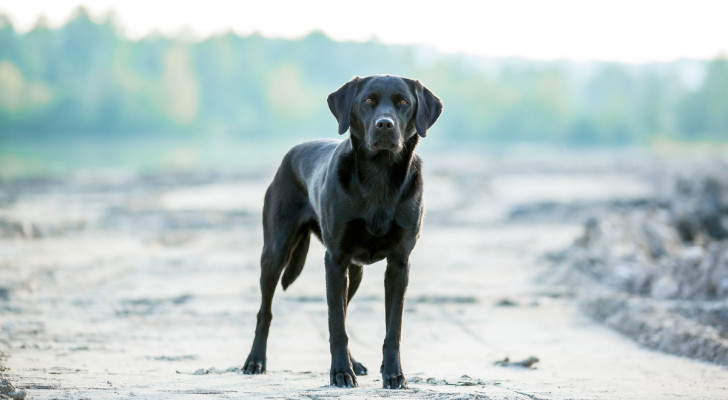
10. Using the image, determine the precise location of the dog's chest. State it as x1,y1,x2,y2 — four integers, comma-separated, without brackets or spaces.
340,217,402,265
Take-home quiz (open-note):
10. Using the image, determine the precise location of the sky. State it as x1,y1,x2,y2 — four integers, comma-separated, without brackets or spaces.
1,0,728,63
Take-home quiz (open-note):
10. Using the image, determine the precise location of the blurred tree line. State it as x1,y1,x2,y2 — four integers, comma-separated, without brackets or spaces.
1,7,727,148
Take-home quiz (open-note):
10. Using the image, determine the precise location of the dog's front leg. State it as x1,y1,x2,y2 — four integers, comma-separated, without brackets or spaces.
325,251,357,388
382,257,410,389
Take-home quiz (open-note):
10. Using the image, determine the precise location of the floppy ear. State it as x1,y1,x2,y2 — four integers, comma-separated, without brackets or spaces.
414,81,443,138
327,77,360,135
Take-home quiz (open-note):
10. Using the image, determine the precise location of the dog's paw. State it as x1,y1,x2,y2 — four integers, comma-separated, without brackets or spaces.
242,353,266,374
330,364,358,388
382,373,407,389
351,359,368,376
381,364,407,389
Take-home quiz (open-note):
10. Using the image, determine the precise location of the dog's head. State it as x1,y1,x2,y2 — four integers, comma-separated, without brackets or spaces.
327,75,443,153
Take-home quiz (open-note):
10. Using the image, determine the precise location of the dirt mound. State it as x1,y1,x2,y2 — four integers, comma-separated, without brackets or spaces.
548,164,728,365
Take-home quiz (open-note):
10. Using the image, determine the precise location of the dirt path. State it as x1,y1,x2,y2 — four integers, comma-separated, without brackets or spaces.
2,157,727,399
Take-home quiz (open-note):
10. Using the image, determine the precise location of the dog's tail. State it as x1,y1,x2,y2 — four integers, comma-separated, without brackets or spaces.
280,229,310,290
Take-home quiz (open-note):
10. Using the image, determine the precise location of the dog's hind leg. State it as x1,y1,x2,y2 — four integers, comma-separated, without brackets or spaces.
243,245,286,374
344,265,368,376
243,187,309,374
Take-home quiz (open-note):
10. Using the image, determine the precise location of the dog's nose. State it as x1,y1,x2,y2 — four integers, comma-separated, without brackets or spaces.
375,117,394,131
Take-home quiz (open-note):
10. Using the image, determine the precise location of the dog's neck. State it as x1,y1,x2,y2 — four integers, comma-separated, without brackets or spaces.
347,134,418,199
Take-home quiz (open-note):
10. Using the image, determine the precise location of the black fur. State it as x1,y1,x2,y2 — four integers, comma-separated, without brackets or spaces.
243,75,443,389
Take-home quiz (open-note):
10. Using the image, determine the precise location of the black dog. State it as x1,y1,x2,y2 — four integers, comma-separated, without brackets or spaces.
243,75,442,389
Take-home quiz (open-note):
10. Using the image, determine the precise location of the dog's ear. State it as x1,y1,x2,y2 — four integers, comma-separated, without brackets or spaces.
327,77,360,135
414,81,443,138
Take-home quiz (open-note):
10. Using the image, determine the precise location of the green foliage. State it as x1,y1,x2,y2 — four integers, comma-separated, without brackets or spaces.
678,58,728,140
0,8,727,149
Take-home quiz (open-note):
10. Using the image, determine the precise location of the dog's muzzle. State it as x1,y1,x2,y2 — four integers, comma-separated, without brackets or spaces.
368,116,402,152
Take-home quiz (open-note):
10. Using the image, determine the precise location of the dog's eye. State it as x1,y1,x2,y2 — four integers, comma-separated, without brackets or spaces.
364,97,374,104
399,99,408,105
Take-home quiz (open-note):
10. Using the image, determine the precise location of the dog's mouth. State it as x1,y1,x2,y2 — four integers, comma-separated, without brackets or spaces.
367,139,403,153
366,131,403,153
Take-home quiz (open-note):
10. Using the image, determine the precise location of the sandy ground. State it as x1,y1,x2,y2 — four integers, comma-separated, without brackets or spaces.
2,151,728,399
